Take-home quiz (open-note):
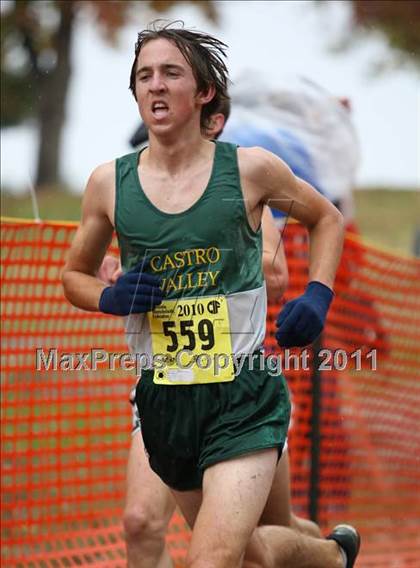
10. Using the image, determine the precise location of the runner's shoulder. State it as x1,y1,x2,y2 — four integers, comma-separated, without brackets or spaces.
82,160,116,219
237,146,290,186
87,160,116,191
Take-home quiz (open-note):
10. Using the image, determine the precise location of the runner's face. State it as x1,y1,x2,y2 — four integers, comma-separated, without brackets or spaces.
135,38,201,134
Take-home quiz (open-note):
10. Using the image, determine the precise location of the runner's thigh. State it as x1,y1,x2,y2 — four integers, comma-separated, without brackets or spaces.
187,449,278,565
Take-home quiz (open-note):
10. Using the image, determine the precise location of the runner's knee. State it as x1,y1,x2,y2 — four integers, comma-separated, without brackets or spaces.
244,530,276,568
291,514,322,538
123,505,167,544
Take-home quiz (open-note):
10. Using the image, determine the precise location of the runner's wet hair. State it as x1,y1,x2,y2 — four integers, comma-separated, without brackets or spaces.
129,20,231,132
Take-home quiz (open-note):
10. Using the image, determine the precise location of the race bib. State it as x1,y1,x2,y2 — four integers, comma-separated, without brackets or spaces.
147,295,235,385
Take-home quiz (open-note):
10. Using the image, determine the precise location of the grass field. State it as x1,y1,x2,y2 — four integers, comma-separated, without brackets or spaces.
353,189,419,256
2,187,419,256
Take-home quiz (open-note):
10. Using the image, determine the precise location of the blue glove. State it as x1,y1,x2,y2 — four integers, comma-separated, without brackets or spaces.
275,281,333,348
99,260,163,316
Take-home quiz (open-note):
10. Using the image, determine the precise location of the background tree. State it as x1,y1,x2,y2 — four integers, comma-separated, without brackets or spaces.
3,0,417,191
328,1,420,70
1,0,217,190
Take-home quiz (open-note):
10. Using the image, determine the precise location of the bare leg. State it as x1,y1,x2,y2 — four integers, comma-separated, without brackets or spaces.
244,525,343,568
123,431,176,568
171,451,343,568
170,487,202,530
259,449,293,527
290,513,322,538
174,449,279,568
261,451,322,538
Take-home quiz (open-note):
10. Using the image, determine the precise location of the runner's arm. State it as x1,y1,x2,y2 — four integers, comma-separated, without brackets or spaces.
62,162,115,311
241,147,344,289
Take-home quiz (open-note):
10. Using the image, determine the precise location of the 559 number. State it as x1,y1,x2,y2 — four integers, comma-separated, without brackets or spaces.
162,319,215,352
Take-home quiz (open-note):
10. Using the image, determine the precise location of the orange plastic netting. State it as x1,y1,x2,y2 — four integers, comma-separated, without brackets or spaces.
1,218,420,567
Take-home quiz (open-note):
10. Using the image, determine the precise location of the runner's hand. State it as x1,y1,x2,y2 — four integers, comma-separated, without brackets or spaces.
99,260,163,316
275,281,333,347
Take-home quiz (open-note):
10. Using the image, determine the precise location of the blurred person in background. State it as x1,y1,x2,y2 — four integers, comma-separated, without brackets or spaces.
220,74,388,355
219,73,359,228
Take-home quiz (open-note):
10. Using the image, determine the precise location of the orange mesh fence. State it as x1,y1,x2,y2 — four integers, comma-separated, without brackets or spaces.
1,219,420,567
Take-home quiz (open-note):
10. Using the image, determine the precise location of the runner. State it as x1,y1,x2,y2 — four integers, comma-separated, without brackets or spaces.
98,106,312,567
63,22,359,568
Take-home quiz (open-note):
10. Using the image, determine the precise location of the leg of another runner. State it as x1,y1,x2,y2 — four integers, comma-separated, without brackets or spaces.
244,526,345,568
261,451,322,538
123,431,176,568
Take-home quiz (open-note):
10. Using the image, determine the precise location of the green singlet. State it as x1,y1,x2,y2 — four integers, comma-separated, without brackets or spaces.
115,141,290,490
